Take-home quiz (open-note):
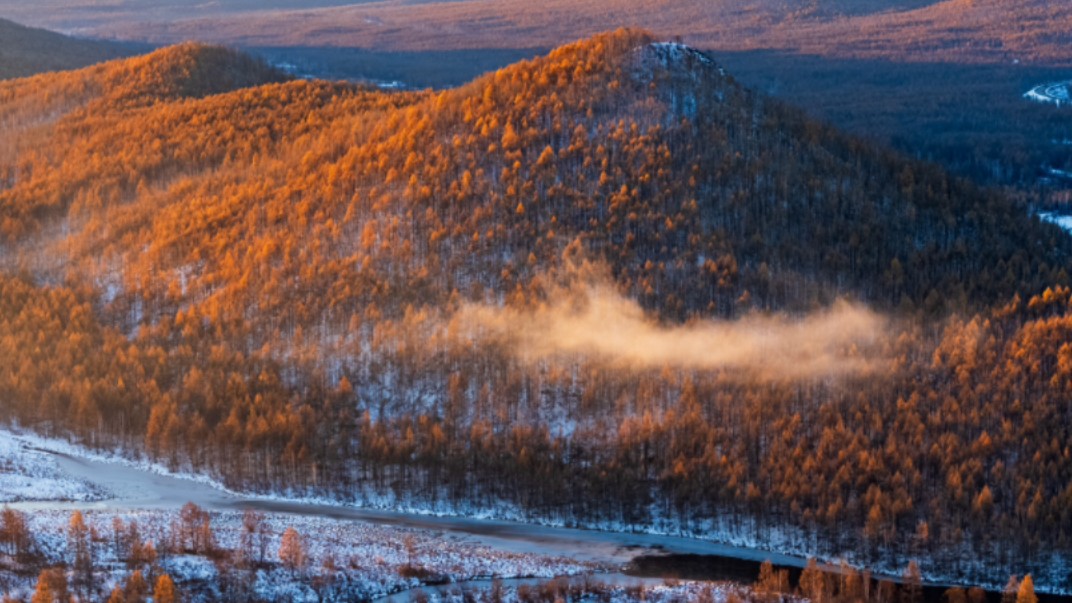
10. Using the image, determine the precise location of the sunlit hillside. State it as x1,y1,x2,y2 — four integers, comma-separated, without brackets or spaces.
0,30,1071,591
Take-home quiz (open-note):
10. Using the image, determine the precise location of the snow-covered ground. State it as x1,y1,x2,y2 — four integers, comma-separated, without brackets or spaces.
1,427,246,507
1039,211,1072,234
1,507,609,602
0,426,773,600
0,431,105,503
35,508,613,596
0,426,805,568
3,425,1069,596
1025,81,1072,106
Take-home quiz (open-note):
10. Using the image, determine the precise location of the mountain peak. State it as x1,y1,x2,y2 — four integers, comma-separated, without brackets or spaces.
0,41,289,138
99,42,288,108
641,42,716,70
630,41,728,106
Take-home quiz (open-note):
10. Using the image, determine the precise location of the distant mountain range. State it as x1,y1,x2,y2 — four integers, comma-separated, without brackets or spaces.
3,0,1070,66
0,18,143,80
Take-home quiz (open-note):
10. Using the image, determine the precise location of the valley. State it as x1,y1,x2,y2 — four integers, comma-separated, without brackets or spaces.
2,428,798,569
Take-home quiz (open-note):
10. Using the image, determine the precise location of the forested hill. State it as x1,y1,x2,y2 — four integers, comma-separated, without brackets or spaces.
0,41,286,125
0,43,292,240
2,29,1068,323
0,18,143,80
2,30,1072,589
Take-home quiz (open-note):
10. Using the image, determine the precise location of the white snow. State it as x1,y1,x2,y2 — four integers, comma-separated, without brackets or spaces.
1,508,603,602
0,431,105,503
1039,211,1072,233
3,425,1069,595
648,42,714,66
1,426,244,501
1024,81,1072,106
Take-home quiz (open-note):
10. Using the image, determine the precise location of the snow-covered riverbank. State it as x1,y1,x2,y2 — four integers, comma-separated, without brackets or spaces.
0,432,105,503
3,426,1069,596
2,429,729,602
0,427,805,568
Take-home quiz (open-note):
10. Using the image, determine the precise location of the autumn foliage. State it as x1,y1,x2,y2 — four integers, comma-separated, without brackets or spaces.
0,30,1070,586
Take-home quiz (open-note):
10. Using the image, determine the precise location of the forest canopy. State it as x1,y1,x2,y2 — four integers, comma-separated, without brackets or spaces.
0,29,1070,590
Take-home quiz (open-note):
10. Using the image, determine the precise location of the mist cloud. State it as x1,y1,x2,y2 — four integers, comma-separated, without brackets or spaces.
451,280,889,380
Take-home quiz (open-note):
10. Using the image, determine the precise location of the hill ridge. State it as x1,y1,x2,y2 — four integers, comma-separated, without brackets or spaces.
3,29,1066,317
0,17,143,80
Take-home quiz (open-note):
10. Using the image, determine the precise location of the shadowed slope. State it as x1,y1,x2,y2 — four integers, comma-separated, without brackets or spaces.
0,18,142,80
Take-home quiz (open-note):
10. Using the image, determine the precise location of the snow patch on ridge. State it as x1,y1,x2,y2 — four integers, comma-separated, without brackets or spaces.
629,41,728,121
648,42,714,67
1039,211,1072,234
636,41,723,79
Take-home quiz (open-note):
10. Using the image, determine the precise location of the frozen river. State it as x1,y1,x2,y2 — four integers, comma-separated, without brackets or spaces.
7,431,1070,598
9,441,806,569
1025,80,1072,107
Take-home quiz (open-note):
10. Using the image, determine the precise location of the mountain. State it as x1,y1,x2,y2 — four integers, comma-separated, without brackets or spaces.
0,17,143,80
1,30,1071,588
3,31,1065,319
6,1,1070,203
0,43,292,242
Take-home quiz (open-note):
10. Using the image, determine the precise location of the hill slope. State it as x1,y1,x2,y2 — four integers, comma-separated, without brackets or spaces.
4,31,1066,319
1,31,1071,589
0,18,143,80
0,43,296,237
